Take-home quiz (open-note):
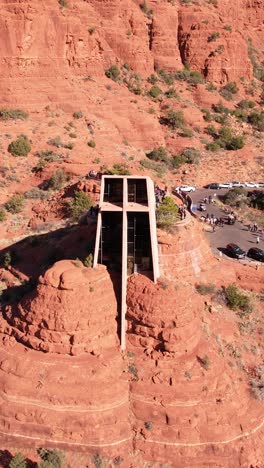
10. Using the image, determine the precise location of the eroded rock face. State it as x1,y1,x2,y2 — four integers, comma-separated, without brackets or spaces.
0,260,131,454
1,260,119,355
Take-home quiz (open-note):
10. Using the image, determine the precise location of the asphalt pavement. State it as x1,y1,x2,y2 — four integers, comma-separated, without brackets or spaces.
191,188,264,259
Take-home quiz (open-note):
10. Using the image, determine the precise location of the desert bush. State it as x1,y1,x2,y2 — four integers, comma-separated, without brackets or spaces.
237,99,255,109
8,136,31,156
0,208,6,222
223,24,232,31
9,452,27,468
165,87,179,99
146,146,169,163
205,124,217,137
161,109,185,129
84,253,93,267
231,108,248,122
158,69,175,85
37,447,65,468
224,284,252,313
208,32,220,42
5,194,25,214
148,74,158,84
222,188,247,206
196,283,216,295
69,132,77,138
212,101,229,114
140,1,153,18
179,126,193,137
148,86,162,99
140,159,167,175
250,365,264,401
156,196,179,230
64,141,74,150
88,139,96,148
144,421,153,431
44,169,69,191
105,163,131,175
197,354,210,370
250,191,264,210
24,188,49,200
68,191,92,220
171,154,187,168
47,136,63,148
0,108,28,121
105,65,120,81
180,147,201,164
247,111,264,131
58,0,67,6
35,150,64,163
73,111,83,119
128,363,138,378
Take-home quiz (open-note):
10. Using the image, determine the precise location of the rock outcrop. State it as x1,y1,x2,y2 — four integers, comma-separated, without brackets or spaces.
0,261,131,455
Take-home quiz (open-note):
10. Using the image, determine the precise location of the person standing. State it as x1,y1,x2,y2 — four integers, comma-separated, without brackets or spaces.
256,236,260,244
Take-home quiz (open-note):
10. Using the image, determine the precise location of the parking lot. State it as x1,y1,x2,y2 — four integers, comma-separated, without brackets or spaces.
191,188,263,261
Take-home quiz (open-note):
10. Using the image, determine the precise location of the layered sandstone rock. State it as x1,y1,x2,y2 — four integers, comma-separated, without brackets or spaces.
0,261,131,454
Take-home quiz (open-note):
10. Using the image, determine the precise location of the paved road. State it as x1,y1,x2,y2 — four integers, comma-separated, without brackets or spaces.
190,188,264,260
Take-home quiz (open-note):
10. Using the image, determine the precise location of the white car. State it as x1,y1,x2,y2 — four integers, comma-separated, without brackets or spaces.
174,185,196,193
218,183,233,189
245,182,259,188
231,181,245,188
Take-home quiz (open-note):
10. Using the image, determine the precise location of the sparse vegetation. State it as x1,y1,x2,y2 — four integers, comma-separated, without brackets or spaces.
250,365,264,400
84,253,93,267
0,108,28,121
219,81,239,100
198,354,210,370
196,283,216,295
224,284,252,313
148,86,163,99
144,421,153,430
73,111,83,119
5,194,25,214
37,447,65,468
104,163,131,175
8,136,31,156
105,65,120,81
68,191,92,220
156,196,179,230
208,32,220,42
88,139,96,148
140,1,153,18
0,208,7,222
161,109,186,129
9,453,27,468
58,0,67,6
24,188,49,200
44,169,69,191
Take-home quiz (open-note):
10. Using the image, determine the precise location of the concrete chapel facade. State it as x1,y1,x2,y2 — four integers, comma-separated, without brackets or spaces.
93,175,160,349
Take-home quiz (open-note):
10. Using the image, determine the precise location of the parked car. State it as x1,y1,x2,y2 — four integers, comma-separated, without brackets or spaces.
245,182,260,188
247,247,264,262
258,181,264,187
174,185,196,193
218,183,233,189
204,183,220,189
226,243,246,259
231,181,246,188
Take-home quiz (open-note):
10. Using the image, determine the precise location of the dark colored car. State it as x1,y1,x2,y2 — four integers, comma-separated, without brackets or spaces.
204,183,220,190
226,243,246,259
247,247,264,262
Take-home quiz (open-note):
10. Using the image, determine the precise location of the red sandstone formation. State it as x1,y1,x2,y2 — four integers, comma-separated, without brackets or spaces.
0,261,131,455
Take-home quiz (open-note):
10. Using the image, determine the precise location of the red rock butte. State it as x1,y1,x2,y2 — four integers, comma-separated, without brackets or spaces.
0,261,131,454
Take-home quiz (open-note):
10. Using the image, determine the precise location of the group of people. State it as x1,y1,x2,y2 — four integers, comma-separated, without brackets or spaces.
200,213,225,229
248,223,259,232
155,185,168,207
179,205,187,220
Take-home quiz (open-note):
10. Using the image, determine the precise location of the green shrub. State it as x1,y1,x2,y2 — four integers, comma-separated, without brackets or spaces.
205,124,217,137
148,86,162,99
146,146,168,162
73,111,83,119
180,147,201,164
206,141,221,151
140,1,153,18
231,109,248,122
64,141,74,150
84,253,93,267
37,448,65,468
69,132,77,138
0,208,6,222
24,188,48,200
250,191,264,210
58,0,67,6
208,32,220,42
221,81,239,94
147,74,158,84
8,136,31,156
105,163,131,175
216,126,245,150
9,452,27,468
203,109,213,122
223,25,232,32
44,169,69,191
140,159,167,175
196,283,216,295
35,150,63,163
5,194,25,214
68,191,93,220
156,196,179,230
222,188,247,206
165,87,178,99
237,99,255,109
162,109,185,129
158,69,175,85
179,126,193,137
105,65,120,81
188,71,204,85
224,284,252,313
3,251,12,269
0,108,28,121
171,154,187,168
144,421,153,430
250,365,264,401
88,139,96,148
47,136,63,148
198,355,210,370
212,101,229,114
248,111,264,131
225,135,245,150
